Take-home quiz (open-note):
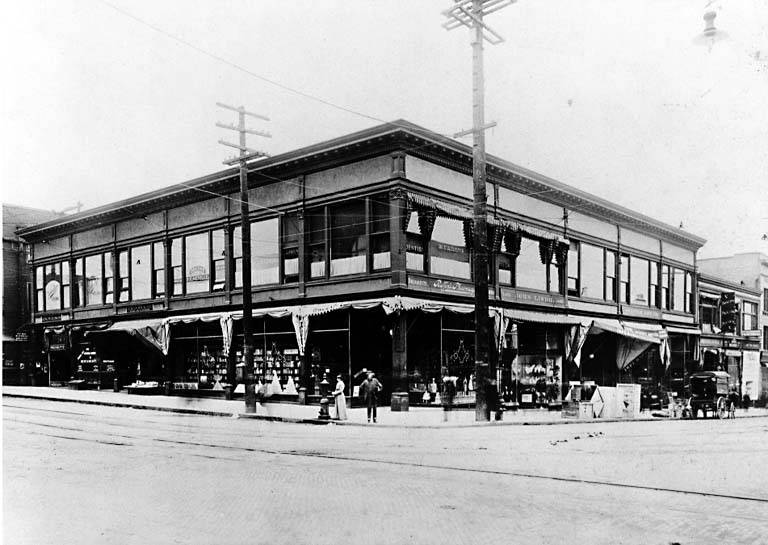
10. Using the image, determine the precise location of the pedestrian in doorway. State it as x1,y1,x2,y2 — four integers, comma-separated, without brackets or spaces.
442,376,456,422
332,374,348,421
360,372,382,423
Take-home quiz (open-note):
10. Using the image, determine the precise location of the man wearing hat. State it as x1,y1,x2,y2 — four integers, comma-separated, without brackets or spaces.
360,372,383,423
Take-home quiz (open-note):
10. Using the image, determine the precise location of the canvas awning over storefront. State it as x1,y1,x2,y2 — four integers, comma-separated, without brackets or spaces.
87,319,169,354
501,308,586,325
664,325,701,335
590,319,662,344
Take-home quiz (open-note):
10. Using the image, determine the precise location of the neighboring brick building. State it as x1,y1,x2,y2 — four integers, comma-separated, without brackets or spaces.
3,204,63,384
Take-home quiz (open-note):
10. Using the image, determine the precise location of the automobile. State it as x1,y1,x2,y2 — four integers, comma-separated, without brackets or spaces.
685,371,730,419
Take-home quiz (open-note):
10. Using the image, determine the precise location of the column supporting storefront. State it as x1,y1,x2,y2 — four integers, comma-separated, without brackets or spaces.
390,310,409,411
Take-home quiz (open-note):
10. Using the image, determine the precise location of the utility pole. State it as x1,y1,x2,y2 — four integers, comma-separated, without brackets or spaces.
444,0,514,421
216,102,271,413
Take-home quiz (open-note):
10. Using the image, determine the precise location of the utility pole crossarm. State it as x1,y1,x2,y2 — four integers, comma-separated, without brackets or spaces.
215,102,270,121
215,122,272,139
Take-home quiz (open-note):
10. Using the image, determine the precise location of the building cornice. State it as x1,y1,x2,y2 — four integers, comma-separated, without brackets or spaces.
18,120,707,251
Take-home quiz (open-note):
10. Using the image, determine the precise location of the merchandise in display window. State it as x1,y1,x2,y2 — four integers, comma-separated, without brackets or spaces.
503,324,563,408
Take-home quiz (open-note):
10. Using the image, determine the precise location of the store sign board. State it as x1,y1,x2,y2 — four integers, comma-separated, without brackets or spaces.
500,287,565,308
41,314,65,323
408,276,476,297
14,332,29,342
620,305,661,320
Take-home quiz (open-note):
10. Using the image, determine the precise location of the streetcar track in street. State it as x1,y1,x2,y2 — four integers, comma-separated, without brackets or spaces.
149,437,768,506
7,401,768,510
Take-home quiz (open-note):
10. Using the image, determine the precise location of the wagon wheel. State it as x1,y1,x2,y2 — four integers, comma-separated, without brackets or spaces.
716,397,727,419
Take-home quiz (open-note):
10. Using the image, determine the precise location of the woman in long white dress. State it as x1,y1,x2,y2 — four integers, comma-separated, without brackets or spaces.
332,375,348,420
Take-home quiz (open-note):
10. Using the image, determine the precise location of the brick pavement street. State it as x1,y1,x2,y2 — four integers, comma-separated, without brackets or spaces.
4,397,768,545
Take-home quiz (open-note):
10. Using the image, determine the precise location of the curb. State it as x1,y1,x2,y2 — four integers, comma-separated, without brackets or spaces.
5,392,768,428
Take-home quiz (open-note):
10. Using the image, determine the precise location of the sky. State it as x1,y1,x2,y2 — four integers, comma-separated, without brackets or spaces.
1,0,766,258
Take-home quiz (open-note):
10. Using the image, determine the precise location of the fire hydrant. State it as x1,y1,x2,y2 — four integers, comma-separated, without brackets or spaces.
318,373,331,420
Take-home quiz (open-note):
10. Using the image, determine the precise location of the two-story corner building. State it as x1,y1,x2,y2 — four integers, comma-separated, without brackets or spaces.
699,253,768,366
17,121,705,410
2,204,63,385
697,273,763,404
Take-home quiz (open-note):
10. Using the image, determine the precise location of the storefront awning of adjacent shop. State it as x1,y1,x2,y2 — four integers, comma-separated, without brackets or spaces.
664,325,701,336
86,319,169,355
589,319,662,344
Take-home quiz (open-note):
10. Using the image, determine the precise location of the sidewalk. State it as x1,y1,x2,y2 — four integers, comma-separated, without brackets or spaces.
4,386,767,427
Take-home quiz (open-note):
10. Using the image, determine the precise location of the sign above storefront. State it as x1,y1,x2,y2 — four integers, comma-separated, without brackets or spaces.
500,287,565,308
409,275,477,298
620,305,662,320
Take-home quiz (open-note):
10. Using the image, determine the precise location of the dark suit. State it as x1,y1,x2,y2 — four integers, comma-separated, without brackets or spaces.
360,377,382,422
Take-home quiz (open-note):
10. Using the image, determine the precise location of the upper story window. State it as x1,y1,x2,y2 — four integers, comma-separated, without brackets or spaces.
305,195,391,281
629,256,650,306
370,194,390,271
172,228,228,296
516,237,548,292
87,253,105,305
234,219,279,288
579,243,603,299
700,298,719,333
619,254,630,304
330,200,367,277
672,268,686,312
764,289,768,315
281,212,300,283
118,250,130,302
660,265,670,310
743,301,758,331
430,217,470,280
650,262,659,308
131,244,152,300
153,242,165,298
604,250,617,302
567,241,579,296
406,211,425,273
35,262,70,312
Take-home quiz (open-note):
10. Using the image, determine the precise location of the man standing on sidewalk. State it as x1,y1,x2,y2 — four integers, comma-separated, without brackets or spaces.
360,372,382,423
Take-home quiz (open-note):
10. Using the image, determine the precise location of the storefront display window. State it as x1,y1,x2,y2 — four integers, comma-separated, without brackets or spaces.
430,217,470,279
504,323,562,406
630,256,649,306
131,244,151,300
516,237,547,292
330,200,367,277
